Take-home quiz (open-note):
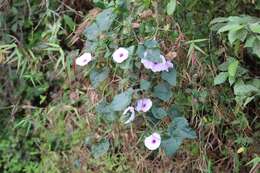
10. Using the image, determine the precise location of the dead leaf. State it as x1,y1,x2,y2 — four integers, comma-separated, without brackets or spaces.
69,8,101,45
132,22,140,29
166,51,177,60
139,10,153,19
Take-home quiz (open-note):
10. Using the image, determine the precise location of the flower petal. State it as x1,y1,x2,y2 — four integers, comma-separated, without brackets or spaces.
144,132,161,150
112,47,129,63
75,52,92,66
141,55,173,73
123,106,135,124
135,98,152,112
141,98,152,112
141,59,153,69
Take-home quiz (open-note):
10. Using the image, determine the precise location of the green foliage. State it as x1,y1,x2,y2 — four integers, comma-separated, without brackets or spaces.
161,67,177,86
91,138,110,159
151,107,167,119
137,40,162,62
140,79,151,91
161,137,182,156
167,0,177,16
84,8,116,41
234,83,259,96
0,0,259,172
168,117,197,140
214,72,229,85
210,15,260,58
214,56,259,107
246,156,260,172
96,101,117,122
162,117,196,156
110,89,133,111
153,83,173,101
90,68,110,88
63,15,76,31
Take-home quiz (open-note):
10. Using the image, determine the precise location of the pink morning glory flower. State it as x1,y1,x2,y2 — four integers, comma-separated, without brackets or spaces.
144,132,161,150
141,54,173,72
135,98,152,112
112,47,129,63
75,52,92,66
122,106,135,124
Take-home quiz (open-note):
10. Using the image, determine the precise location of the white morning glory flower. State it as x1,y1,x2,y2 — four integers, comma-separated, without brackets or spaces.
135,98,152,112
112,47,129,63
75,52,92,66
144,132,161,150
122,106,135,124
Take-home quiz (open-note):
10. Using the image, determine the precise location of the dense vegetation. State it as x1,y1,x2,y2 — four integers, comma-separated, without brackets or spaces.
0,0,259,172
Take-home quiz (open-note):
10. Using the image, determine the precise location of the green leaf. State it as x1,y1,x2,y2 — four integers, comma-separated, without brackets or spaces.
228,76,236,86
151,107,167,119
169,117,197,139
168,105,182,119
167,0,177,16
96,101,117,122
161,66,177,86
186,38,208,44
249,23,260,33
250,79,260,89
85,40,99,53
110,89,133,111
63,15,75,31
90,68,109,88
137,44,146,59
143,48,162,62
137,41,162,62
91,139,110,159
228,60,239,77
227,16,248,23
210,23,227,32
84,23,100,41
144,40,159,49
95,8,116,31
218,57,237,71
210,17,229,25
161,137,182,156
228,30,237,45
217,24,244,33
245,36,256,48
243,96,255,107
153,83,173,101
140,80,151,90
252,38,260,58
236,29,248,42
214,72,228,85
234,84,259,96
84,8,116,41
228,29,247,45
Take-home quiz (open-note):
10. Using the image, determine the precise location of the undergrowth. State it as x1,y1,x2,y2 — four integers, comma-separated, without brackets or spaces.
0,0,259,173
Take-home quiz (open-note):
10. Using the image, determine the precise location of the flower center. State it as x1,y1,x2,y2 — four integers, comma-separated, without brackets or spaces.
152,139,156,144
142,103,146,108
119,53,124,57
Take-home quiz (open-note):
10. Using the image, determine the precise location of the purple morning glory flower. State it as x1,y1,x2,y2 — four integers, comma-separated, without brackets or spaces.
160,60,174,72
144,132,161,150
135,98,152,112
141,54,173,72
